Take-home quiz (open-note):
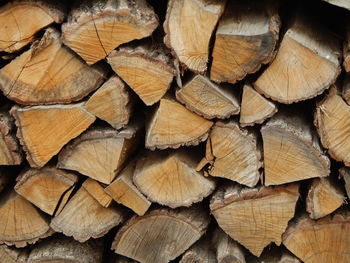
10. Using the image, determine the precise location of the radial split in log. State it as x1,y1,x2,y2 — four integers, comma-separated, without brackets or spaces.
210,0,280,84
164,0,226,73
145,98,213,150
62,0,158,65
180,237,216,263
112,206,209,263
254,13,341,103
175,75,240,119
211,184,299,256
134,150,215,208
82,178,113,208
0,28,107,105
262,111,330,186
11,103,95,168
339,167,350,199
322,0,350,10
108,42,176,106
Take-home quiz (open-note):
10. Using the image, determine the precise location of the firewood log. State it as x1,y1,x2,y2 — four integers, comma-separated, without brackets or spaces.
0,0,65,53
180,237,216,263
164,0,226,73
82,178,113,208
211,184,299,257
11,103,95,168
111,206,210,263
0,28,107,105
322,0,350,10
262,111,330,186
210,0,280,84
134,150,215,208
107,42,176,106
254,13,341,103
175,75,240,119
197,121,261,187
14,167,78,215
339,167,350,199
61,0,158,65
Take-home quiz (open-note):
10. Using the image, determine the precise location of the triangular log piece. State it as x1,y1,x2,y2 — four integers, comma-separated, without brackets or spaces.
254,13,341,103
339,167,350,199
180,237,216,263
11,103,95,168
85,75,132,129
262,111,330,186
240,84,277,127
82,178,113,208
283,214,350,263
210,0,280,84
0,245,28,263
50,187,126,242
61,0,158,65
0,28,107,105
134,150,215,208
145,98,213,150
105,160,151,216
14,167,78,215
107,42,175,106
0,0,65,53
322,0,350,10
198,121,261,187
175,75,240,119
163,0,226,73
111,206,210,263
210,184,299,257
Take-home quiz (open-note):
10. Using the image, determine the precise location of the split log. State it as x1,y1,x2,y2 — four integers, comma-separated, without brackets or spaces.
262,111,330,186
105,160,151,216
210,184,299,257
58,125,139,184
14,167,78,215
0,27,107,105
198,121,261,187
283,214,350,263
306,177,345,219
210,0,280,84
0,190,52,247
85,75,132,129
145,97,213,150
107,42,176,106
82,178,113,208
0,0,65,53
50,187,126,242
112,206,210,263
240,84,277,127
134,150,215,208
11,103,95,168
175,75,240,119
61,0,159,65
254,13,341,103
339,167,350,199
322,0,350,10
180,237,216,263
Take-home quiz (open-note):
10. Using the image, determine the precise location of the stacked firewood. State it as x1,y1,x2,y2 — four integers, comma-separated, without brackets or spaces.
0,0,350,262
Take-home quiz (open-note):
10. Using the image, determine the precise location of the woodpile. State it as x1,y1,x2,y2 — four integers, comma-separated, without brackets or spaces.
1,0,350,262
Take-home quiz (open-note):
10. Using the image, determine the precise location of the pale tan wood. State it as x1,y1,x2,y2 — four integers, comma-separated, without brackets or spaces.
11,103,95,168
112,206,210,263
210,0,280,84
180,237,216,263
240,84,277,127
108,42,175,106
82,178,113,208
62,0,158,65
339,167,350,199
176,75,240,119
262,111,330,186
134,150,215,208
198,121,261,187
0,245,28,263
105,160,151,216
211,184,299,257
0,27,107,105
145,97,213,150
322,0,350,10
164,0,226,73
15,167,78,215
50,187,126,242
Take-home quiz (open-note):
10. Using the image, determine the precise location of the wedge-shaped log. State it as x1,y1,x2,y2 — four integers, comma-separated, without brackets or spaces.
211,184,299,257
210,0,280,84
164,0,226,73
134,150,215,208
180,237,216,263
112,206,209,263
262,111,330,185
82,178,113,208
62,0,158,65
0,28,107,105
